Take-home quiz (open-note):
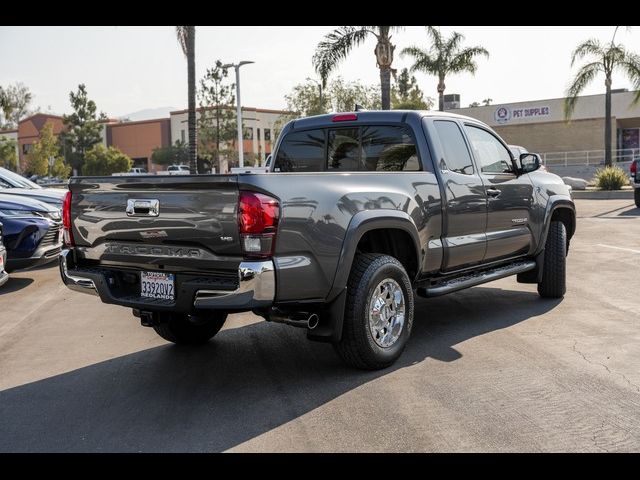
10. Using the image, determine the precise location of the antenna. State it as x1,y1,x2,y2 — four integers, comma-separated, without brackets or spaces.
354,104,366,112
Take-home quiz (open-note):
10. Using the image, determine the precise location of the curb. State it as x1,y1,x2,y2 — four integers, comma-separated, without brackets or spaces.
571,190,633,199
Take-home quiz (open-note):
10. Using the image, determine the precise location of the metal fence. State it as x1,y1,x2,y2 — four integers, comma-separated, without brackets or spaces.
540,148,639,167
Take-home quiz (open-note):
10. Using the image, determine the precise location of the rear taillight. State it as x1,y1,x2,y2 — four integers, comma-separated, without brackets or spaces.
631,160,637,177
62,190,74,247
238,191,279,258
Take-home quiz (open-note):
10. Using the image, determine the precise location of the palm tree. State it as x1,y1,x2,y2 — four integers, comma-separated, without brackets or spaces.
401,26,489,112
565,27,640,167
176,26,197,174
313,26,402,110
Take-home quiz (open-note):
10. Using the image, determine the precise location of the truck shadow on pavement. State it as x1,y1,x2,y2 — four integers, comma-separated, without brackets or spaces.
0,286,561,452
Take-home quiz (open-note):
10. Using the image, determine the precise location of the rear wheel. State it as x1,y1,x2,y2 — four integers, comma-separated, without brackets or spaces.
153,312,227,345
634,188,640,208
333,253,414,370
537,221,567,299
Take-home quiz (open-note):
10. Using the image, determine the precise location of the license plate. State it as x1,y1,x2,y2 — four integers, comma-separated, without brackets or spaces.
141,271,175,300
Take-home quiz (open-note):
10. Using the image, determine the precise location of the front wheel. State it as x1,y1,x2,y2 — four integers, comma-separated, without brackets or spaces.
153,312,227,345
333,253,414,370
538,221,567,299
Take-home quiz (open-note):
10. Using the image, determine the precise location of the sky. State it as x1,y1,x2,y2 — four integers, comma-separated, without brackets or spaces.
1,26,638,119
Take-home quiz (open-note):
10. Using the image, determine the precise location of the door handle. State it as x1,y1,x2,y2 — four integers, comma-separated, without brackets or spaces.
486,188,501,198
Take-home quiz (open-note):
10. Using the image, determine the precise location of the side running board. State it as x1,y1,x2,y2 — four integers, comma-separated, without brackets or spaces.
417,260,536,298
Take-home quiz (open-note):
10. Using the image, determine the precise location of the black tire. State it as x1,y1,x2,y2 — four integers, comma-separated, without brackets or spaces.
153,312,227,345
334,253,414,370
634,188,640,208
537,221,567,299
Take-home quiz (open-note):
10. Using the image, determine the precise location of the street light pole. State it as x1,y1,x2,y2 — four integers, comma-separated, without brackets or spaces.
223,60,254,168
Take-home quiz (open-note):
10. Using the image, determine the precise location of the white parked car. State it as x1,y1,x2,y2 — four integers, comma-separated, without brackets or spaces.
230,155,273,174
167,165,190,175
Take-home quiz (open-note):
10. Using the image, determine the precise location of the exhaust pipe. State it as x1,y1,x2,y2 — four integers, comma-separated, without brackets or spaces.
268,310,320,330
307,313,319,330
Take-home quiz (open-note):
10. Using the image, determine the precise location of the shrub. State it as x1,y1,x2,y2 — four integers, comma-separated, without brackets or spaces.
594,166,629,190
84,144,132,176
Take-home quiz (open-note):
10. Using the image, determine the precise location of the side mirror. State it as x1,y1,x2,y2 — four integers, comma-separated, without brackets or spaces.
519,153,541,174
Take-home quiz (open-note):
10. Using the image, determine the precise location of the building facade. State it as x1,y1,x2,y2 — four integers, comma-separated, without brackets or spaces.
105,118,171,172
169,106,284,165
450,90,640,156
17,114,65,171
3,106,287,174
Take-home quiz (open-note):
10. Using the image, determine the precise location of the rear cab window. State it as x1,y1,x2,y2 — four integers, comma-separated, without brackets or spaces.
274,123,425,172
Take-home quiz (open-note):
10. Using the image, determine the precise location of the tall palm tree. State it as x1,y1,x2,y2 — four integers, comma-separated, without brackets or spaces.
401,26,489,112
313,26,402,110
565,28,640,167
176,26,197,174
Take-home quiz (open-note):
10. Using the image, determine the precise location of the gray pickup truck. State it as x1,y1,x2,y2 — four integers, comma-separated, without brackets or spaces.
60,110,575,369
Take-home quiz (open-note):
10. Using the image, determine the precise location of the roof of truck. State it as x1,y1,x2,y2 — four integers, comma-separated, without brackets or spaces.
290,110,489,130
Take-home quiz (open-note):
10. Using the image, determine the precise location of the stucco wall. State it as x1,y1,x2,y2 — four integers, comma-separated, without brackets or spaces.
494,117,617,153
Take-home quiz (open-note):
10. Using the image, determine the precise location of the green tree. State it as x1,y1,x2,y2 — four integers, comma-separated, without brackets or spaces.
391,68,433,109
61,84,105,175
482,98,493,106
313,26,403,110
275,77,382,138
83,144,132,176
284,80,329,117
51,157,71,179
564,27,640,167
328,77,381,112
0,137,18,170
198,60,237,173
402,26,489,111
26,122,61,176
469,101,480,107
0,82,33,129
151,140,189,166
176,26,197,174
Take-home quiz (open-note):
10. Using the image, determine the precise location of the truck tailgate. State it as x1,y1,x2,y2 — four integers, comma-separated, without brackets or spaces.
69,175,241,270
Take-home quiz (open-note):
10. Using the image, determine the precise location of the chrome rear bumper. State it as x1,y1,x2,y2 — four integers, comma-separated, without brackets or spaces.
59,249,275,310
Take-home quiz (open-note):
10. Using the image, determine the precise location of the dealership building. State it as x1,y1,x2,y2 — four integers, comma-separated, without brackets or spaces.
1,106,288,174
450,89,640,162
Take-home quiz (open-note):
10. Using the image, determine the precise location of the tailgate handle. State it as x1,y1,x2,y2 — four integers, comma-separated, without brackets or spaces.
126,199,159,217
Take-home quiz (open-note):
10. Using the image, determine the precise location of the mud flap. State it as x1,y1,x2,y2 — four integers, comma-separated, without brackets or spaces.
306,287,347,343
517,250,545,284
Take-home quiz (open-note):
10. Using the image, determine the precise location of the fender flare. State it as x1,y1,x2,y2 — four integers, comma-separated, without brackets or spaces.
326,209,422,303
536,195,576,255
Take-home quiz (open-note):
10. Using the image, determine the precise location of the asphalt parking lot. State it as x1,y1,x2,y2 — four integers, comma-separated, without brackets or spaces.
1,198,639,452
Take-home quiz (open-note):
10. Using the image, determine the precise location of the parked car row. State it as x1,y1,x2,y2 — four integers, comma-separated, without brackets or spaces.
0,167,65,283
0,222,8,287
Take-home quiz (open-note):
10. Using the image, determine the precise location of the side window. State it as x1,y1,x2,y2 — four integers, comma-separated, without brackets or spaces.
433,121,474,175
0,178,11,188
274,129,326,172
361,125,420,171
328,128,360,171
465,125,513,174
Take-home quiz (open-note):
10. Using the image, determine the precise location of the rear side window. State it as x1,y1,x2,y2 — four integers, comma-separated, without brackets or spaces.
361,125,420,171
274,129,325,172
434,120,474,175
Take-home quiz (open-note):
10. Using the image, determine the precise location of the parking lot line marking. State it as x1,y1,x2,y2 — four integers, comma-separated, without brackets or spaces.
597,244,640,254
